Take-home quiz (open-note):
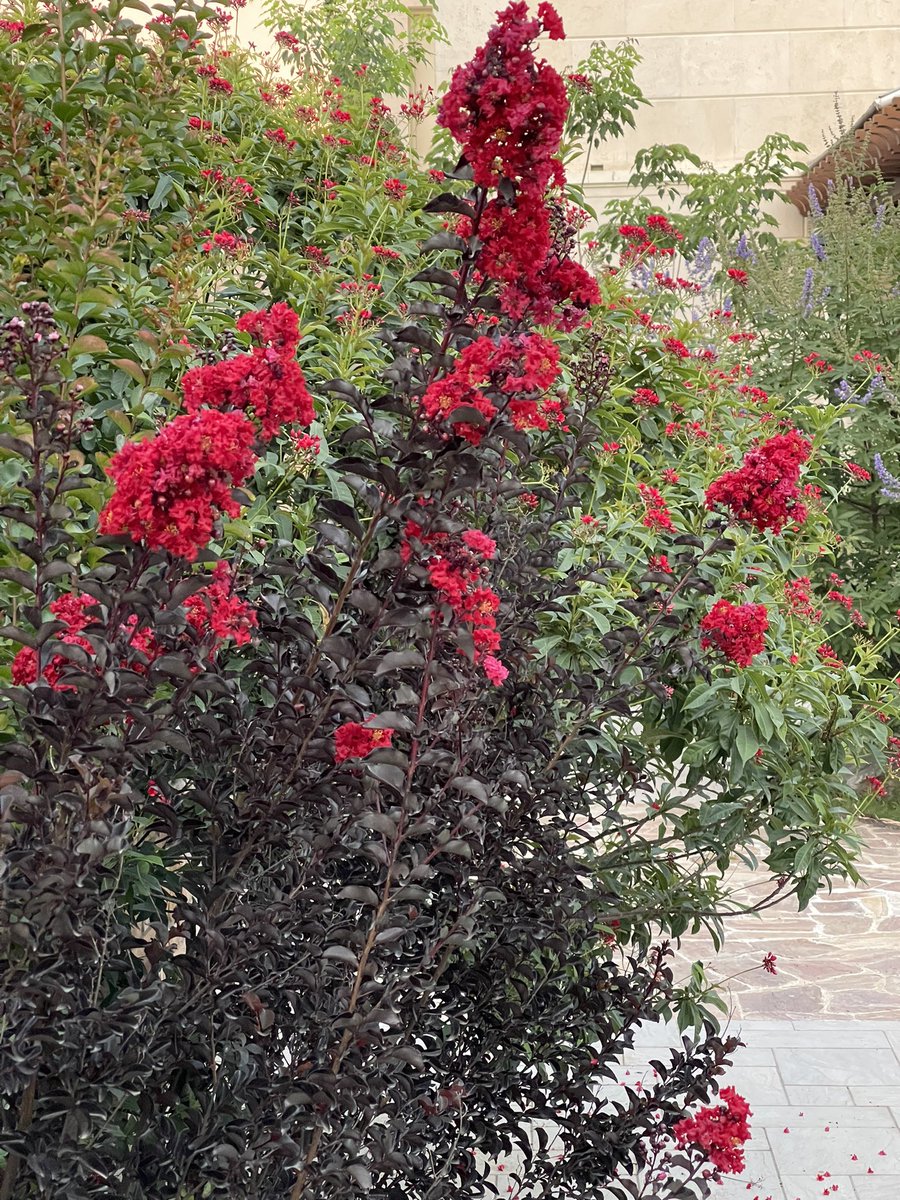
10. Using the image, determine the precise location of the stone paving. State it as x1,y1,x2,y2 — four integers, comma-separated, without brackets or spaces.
628,1018,900,1200
484,818,900,1197
672,819,900,1020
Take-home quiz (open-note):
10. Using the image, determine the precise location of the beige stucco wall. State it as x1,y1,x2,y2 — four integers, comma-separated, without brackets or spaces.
431,0,900,236
234,1,900,236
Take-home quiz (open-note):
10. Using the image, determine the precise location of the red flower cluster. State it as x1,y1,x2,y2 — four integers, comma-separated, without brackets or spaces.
0,18,24,40
403,520,506,682
673,1088,752,1175
783,576,822,623
618,214,682,260
700,599,769,667
182,302,314,442
727,268,748,287
438,1,567,195
11,592,162,689
11,593,96,690
334,721,394,763
99,409,257,559
101,305,311,559
184,561,258,648
845,461,871,482
803,352,832,374
632,387,660,408
637,483,674,533
705,431,812,535
383,178,407,199
439,4,597,329
421,333,561,445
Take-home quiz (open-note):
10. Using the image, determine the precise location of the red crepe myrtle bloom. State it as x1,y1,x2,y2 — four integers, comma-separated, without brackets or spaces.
10,593,96,690
462,529,497,559
672,1087,752,1175
637,483,674,533
438,2,568,196
100,409,258,560
11,593,163,688
483,654,509,686
700,599,769,667
184,562,258,648
334,721,394,763
421,333,561,445
537,1,565,38
705,431,811,534
181,303,314,442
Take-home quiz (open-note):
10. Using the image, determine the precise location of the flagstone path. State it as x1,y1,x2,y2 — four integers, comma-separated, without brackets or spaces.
485,818,900,1198
672,818,900,1020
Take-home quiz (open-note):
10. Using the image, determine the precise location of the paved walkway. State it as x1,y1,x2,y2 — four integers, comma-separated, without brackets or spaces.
669,820,900,1021
484,819,900,1197
629,1018,900,1200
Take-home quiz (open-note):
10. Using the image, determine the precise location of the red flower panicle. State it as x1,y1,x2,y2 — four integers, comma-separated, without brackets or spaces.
438,3,597,329
700,599,769,668
11,593,96,690
705,431,812,534
673,1087,752,1175
100,409,257,561
184,561,258,649
11,593,162,689
182,302,313,442
334,721,394,763
421,333,561,445
637,483,674,533
438,2,568,196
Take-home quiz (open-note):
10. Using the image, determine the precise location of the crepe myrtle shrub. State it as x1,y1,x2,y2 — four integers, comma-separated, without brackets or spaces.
0,285,756,1197
0,5,896,1199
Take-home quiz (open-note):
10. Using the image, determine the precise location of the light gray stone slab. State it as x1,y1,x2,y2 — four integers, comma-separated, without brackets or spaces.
852,1176,900,1199
722,1065,789,1104
739,1029,891,1049
749,1106,896,1129
717,1172,786,1200
780,1177,857,1200
849,1088,900,1107
766,1127,900,1176
776,1049,900,1088
787,1087,853,1106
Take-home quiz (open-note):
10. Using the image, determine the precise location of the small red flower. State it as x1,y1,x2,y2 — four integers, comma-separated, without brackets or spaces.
334,720,394,763
383,178,408,199
762,952,777,975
